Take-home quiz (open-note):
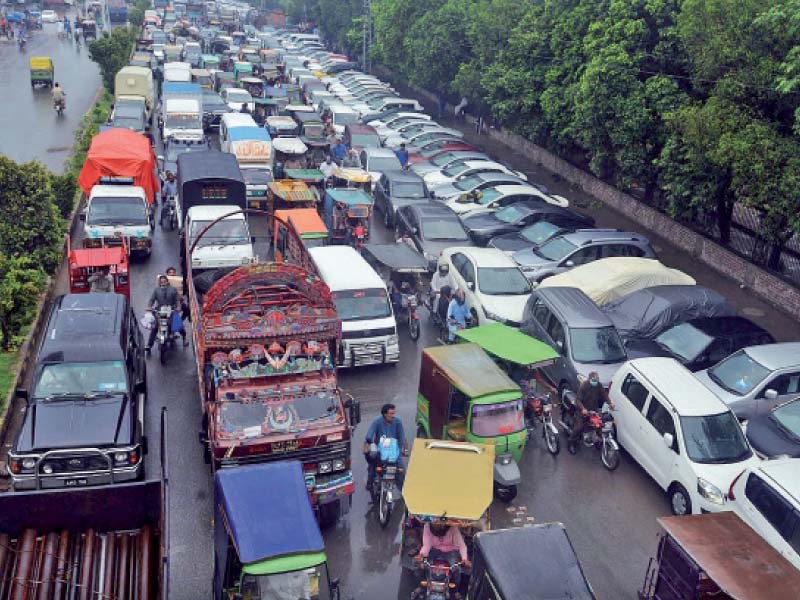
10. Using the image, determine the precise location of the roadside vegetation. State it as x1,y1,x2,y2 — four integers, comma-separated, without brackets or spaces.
287,0,800,271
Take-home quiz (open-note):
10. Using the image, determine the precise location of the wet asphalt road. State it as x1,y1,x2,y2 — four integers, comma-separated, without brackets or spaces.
0,10,101,173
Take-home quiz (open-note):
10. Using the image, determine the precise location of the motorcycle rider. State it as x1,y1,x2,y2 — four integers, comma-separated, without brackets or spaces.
414,519,471,592
52,83,66,110
145,274,186,354
160,172,178,224
363,403,408,493
568,371,615,454
446,288,471,343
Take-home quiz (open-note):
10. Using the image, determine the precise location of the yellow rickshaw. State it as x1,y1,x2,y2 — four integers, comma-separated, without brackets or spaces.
266,180,318,215
400,439,494,599
30,56,54,88
331,166,372,194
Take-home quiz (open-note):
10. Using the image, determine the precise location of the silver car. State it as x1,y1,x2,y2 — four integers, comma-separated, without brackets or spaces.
694,342,800,420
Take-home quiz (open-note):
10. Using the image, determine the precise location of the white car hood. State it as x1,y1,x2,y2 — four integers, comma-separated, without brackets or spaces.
340,315,396,336
477,292,530,325
692,454,761,499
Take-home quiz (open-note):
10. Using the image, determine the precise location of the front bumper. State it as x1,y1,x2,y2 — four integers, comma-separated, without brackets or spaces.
308,471,356,506
339,337,400,368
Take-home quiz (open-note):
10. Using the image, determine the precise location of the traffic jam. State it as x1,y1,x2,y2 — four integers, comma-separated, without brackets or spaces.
0,0,799,599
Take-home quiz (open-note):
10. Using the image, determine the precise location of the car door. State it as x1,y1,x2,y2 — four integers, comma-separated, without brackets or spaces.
616,373,650,457
458,256,479,317
640,396,680,490
755,371,800,415
740,473,799,562
563,245,599,269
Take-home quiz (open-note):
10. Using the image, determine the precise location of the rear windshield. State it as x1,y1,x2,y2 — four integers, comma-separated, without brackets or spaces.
331,288,392,321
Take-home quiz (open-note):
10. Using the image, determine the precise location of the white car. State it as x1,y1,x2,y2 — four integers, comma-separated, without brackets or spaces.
370,112,431,132
376,117,440,142
384,128,464,150
610,357,761,516
41,9,58,22
221,87,254,112
727,459,800,569
425,160,528,190
440,247,532,327
443,184,570,216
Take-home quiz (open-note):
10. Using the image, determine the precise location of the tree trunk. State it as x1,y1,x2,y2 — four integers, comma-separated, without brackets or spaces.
767,242,784,271
715,195,732,245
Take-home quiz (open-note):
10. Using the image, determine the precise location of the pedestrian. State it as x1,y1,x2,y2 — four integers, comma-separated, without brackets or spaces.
395,143,409,169
331,138,347,163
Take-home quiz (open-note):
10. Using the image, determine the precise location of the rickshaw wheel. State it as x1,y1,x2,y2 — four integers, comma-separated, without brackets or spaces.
494,482,517,503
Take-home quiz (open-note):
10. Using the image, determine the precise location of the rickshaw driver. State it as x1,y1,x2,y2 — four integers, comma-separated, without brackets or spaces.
363,403,409,492
446,289,471,342
415,519,471,589
88,267,114,293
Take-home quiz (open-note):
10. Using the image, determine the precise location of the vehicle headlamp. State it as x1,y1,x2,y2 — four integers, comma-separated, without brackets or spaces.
697,478,725,505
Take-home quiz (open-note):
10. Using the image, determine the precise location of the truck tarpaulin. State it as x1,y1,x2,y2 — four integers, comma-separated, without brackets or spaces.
77,129,160,204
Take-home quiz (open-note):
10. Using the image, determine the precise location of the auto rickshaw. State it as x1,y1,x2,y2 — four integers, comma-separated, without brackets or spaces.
322,189,373,245
233,61,253,82
272,137,309,179
66,235,130,298
455,323,561,454
239,47,259,64
252,97,285,125
29,57,54,88
273,208,328,260
265,179,317,214
284,168,325,201
331,167,373,193
82,19,97,40
400,438,494,599
240,76,264,98
213,71,236,93
416,344,525,501
362,243,427,340
467,524,596,600
640,512,800,600
200,54,220,70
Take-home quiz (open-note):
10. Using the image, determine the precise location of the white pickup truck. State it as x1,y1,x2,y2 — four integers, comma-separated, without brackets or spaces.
185,205,256,270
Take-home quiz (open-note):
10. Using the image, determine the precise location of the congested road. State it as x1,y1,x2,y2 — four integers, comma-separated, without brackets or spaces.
3,22,800,600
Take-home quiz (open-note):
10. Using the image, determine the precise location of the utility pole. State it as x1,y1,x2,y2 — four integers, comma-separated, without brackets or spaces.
362,0,371,73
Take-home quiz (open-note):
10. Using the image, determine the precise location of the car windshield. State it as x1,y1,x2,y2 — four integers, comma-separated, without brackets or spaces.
241,564,332,600
475,189,502,205
536,236,577,261
165,114,201,128
217,392,344,440
421,218,468,241
454,175,481,191
302,123,325,138
471,399,524,437
331,288,392,321
190,219,249,247
87,197,148,225
570,327,626,364
112,115,142,129
34,361,129,398
771,400,800,439
705,350,770,396
680,413,752,464
521,221,561,245
351,133,380,147
655,322,712,362
334,111,358,125
368,156,401,172
393,182,426,198
495,206,526,224
226,90,251,103
478,267,531,295
442,162,470,177
431,153,458,166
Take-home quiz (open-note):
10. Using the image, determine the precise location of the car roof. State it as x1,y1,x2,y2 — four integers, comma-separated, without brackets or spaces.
362,147,398,158
309,246,385,291
451,247,518,268
533,287,612,328
406,202,458,219
686,316,770,338
559,229,649,245
757,459,800,502
742,342,800,370
474,172,525,184
627,357,732,416
384,169,424,183
40,293,126,361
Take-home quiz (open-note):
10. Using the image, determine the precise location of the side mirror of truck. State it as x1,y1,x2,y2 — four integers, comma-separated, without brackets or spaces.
15,388,28,401
345,395,361,427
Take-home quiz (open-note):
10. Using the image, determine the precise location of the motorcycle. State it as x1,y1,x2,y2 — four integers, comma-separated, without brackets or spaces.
153,306,176,365
415,557,462,600
559,396,620,471
53,98,65,117
369,436,402,528
17,36,25,50
160,195,178,231
524,391,560,455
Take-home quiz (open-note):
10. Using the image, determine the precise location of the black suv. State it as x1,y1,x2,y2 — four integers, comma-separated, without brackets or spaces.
8,293,147,490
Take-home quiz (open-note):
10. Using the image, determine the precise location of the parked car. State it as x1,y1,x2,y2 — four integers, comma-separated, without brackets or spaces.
624,316,775,373
424,159,527,190
409,150,489,178
442,184,568,216
512,230,656,282
432,172,528,202
440,247,533,327
7,293,147,490
611,357,759,515
343,123,380,150
408,140,479,164
521,286,627,391
489,208,595,254
373,170,429,227
359,146,402,184
695,342,800,421
727,459,800,569
746,397,800,458
395,203,472,271
385,129,463,151
462,201,588,246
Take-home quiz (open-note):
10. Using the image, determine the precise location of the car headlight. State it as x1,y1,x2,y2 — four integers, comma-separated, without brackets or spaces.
697,478,725,505
42,463,54,475
318,461,332,474
22,458,36,470
333,458,346,471
114,452,129,464
388,334,399,346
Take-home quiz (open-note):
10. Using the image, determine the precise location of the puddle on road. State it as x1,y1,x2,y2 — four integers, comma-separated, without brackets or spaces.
46,146,71,153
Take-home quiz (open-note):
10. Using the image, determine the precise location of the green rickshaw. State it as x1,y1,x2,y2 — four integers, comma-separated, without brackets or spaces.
29,57,54,88
416,343,525,502
200,54,220,70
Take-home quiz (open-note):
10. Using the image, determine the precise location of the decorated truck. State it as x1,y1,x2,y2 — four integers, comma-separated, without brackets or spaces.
190,220,360,523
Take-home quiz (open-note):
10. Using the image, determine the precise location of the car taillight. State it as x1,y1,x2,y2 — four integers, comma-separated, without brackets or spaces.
728,469,746,501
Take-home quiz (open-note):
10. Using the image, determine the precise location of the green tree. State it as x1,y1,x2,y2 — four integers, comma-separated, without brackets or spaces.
0,254,46,351
50,172,78,219
0,157,64,271
88,26,137,92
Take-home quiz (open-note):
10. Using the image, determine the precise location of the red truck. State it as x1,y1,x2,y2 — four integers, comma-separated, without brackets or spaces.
190,217,360,523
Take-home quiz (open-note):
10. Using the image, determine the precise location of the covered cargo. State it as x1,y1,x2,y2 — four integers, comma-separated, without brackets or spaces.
77,129,160,204
115,66,155,117
176,150,246,215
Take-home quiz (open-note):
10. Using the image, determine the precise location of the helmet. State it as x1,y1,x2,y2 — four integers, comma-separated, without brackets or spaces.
437,264,449,276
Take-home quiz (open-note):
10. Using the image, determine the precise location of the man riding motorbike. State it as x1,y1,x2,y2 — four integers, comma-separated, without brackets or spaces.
363,403,408,493
145,275,187,354
446,289,471,343
160,172,178,224
52,83,66,112
567,371,615,454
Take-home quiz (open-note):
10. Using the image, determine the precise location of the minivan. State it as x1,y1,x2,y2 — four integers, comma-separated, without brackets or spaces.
521,287,627,392
610,357,759,515
309,246,400,368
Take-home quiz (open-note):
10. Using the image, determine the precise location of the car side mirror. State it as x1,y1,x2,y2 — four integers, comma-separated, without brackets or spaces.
15,388,28,401
764,389,778,400
663,432,674,449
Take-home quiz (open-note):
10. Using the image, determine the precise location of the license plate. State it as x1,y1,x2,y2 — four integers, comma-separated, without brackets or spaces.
64,478,88,487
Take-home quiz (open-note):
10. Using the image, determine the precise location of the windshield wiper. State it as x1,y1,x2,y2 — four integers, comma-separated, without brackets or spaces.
40,392,90,402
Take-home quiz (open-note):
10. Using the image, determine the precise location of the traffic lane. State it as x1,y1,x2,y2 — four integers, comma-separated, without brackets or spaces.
0,15,101,173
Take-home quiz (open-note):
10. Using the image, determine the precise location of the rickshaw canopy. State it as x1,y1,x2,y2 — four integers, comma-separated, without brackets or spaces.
324,189,373,207
265,86,287,98
29,57,54,71
473,524,595,600
404,438,494,521
332,166,370,183
456,323,559,368
254,97,286,106
268,180,316,203
285,168,324,182
69,245,126,268
656,513,800,599
422,344,520,400
275,208,327,238
272,137,307,154
362,243,428,273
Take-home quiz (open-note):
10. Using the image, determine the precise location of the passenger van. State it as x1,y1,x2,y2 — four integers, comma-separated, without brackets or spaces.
309,246,400,368
610,357,760,516
219,113,257,150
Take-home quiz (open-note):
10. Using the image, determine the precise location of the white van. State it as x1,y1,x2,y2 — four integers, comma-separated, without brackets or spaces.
219,113,257,151
309,246,400,368
610,357,760,516
186,205,255,270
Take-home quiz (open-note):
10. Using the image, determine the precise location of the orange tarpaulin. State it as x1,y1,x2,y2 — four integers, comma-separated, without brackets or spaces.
77,129,160,204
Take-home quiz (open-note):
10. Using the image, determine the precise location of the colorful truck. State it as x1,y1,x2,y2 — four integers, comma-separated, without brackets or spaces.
190,222,360,523
107,0,127,23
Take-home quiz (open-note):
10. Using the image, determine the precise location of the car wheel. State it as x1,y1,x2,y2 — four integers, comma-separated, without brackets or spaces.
669,483,692,516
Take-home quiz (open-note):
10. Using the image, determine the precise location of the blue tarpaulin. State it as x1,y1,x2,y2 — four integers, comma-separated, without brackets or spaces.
162,82,202,95
215,462,323,564
228,126,271,142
